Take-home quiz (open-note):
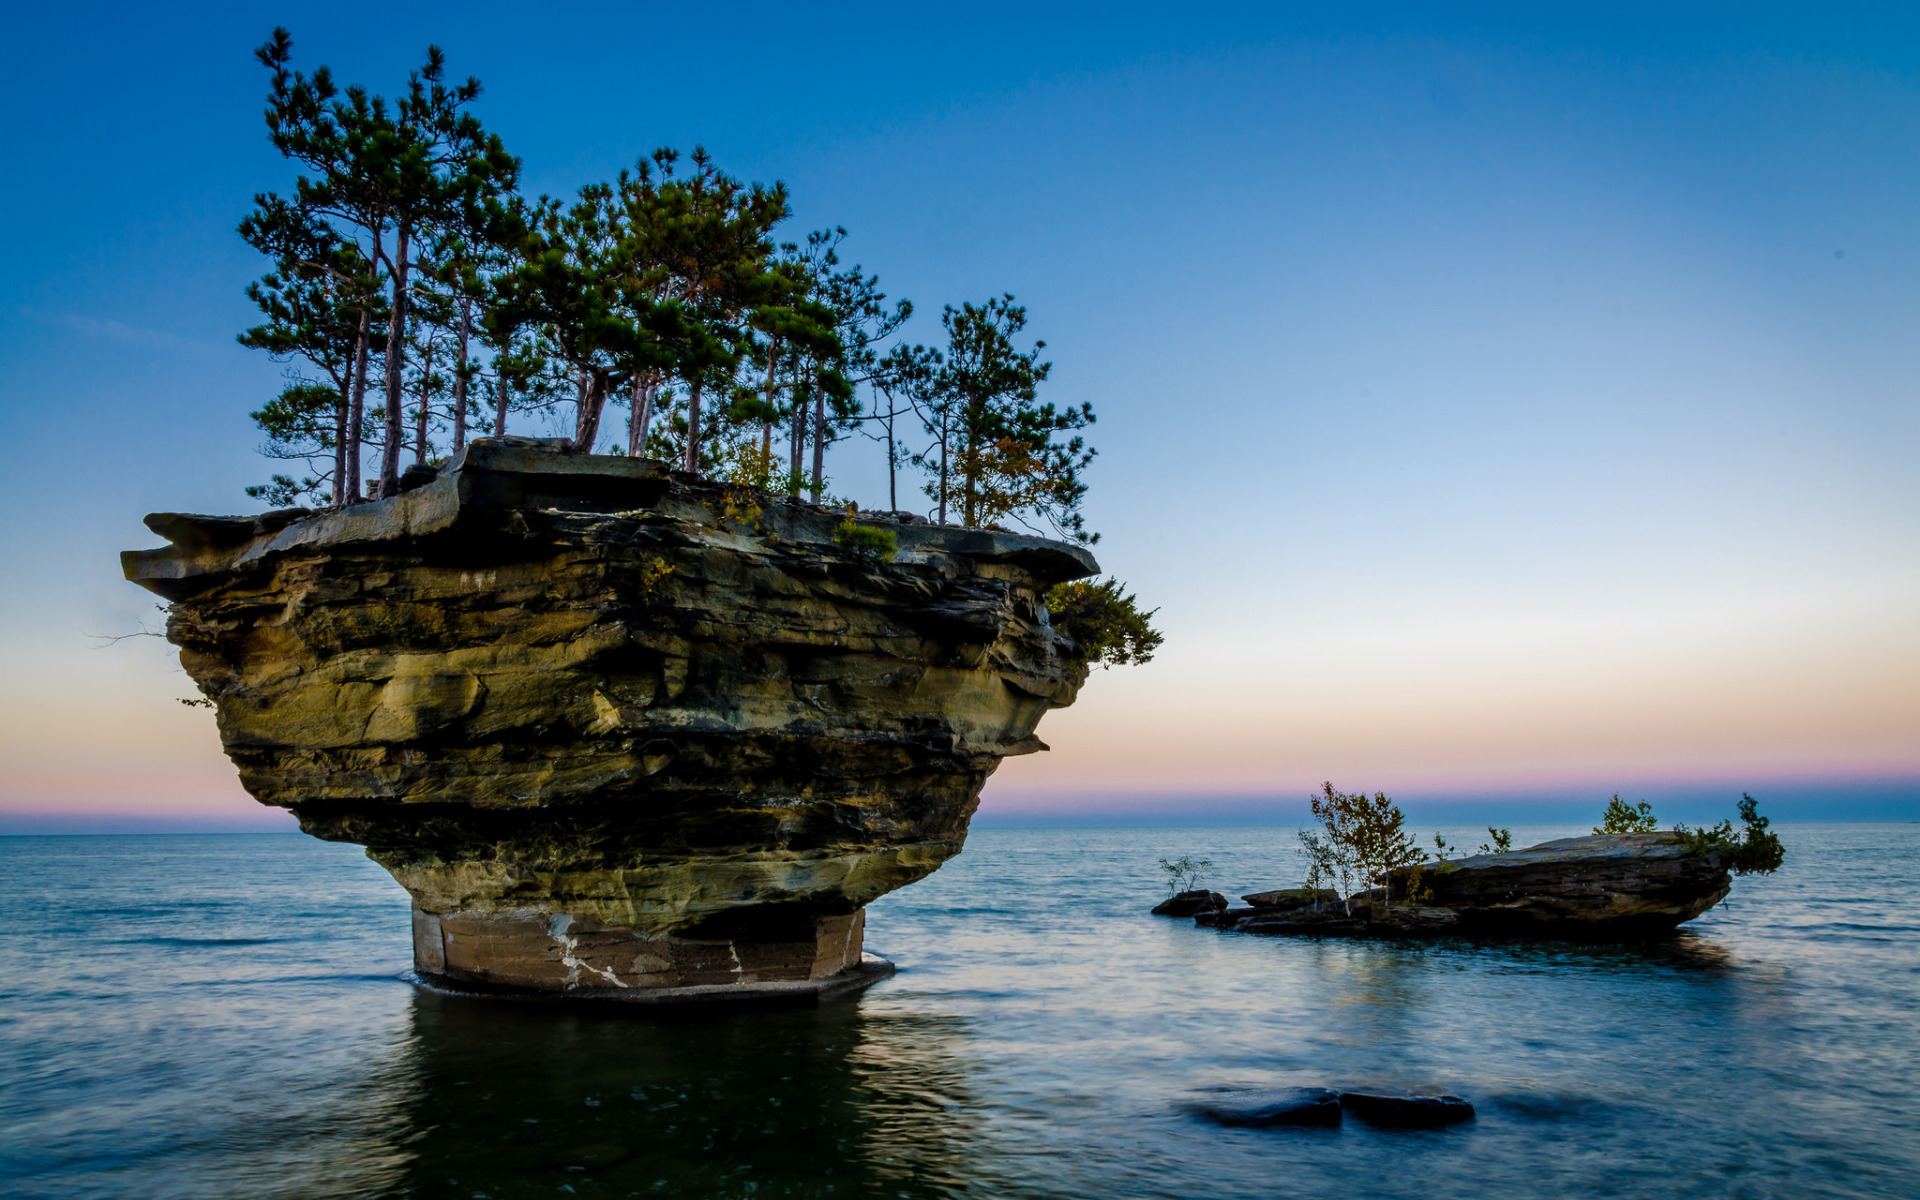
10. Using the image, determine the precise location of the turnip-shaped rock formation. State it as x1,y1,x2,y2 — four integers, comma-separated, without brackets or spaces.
123,440,1097,1000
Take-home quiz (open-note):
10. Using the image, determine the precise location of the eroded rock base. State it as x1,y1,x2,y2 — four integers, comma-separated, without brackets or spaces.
412,906,869,992
412,953,897,1008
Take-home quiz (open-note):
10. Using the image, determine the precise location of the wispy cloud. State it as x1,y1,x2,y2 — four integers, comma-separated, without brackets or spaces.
57,312,226,358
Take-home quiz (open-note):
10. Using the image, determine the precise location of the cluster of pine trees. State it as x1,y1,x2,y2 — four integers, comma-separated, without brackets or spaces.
237,29,1097,544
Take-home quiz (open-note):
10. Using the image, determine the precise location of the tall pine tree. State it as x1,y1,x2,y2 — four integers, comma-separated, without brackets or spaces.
253,28,518,497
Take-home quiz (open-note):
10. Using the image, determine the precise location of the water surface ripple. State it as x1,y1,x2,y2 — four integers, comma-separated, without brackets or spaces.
2,825,1916,1199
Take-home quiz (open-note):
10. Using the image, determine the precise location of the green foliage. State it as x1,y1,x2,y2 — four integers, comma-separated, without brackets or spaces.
240,34,1119,533
830,521,897,561
898,296,1097,541
1296,826,1344,910
1675,794,1787,876
723,441,780,493
1305,782,1428,911
1402,862,1434,906
1595,794,1659,834
243,379,344,507
636,556,675,593
1157,855,1213,898
717,485,765,533
1045,578,1163,669
252,27,520,500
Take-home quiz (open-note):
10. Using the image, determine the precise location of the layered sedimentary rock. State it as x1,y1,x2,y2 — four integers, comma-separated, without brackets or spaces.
1403,832,1733,933
123,439,1097,997
1205,833,1732,938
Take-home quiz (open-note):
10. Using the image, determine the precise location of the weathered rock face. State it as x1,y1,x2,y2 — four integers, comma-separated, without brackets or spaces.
123,439,1097,996
1405,832,1732,933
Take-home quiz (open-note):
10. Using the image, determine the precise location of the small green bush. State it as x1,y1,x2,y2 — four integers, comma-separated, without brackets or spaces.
1675,794,1786,875
1157,855,1213,897
831,521,898,561
1301,782,1428,911
1595,794,1659,834
1045,577,1163,669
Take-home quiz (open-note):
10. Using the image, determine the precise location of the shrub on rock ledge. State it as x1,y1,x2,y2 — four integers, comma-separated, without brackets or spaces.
1677,794,1786,875
1046,577,1162,668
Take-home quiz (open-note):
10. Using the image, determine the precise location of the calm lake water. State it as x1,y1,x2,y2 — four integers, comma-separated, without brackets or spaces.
2,824,1917,1199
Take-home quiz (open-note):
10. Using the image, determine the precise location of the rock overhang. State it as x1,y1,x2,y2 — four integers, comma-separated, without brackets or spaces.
123,437,1100,601
123,439,1100,996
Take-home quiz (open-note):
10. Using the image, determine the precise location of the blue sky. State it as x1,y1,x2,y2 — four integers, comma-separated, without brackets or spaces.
1,3,1915,829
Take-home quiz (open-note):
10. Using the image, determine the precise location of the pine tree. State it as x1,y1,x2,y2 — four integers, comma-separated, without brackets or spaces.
415,230,509,453
486,175,686,454
237,195,385,504
907,296,1097,539
874,343,940,512
253,28,518,498
489,147,810,472
235,216,386,506
793,229,910,499
625,148,806,474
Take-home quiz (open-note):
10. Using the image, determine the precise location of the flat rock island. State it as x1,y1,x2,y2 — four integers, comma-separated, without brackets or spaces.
1193,831,1738,939
123,439,1098,1001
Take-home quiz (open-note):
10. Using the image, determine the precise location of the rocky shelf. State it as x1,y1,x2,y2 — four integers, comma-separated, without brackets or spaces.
1159,831,1737,939
124,438,1098,1000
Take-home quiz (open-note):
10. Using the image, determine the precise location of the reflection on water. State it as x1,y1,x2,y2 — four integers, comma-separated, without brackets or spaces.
378,995,983,1198
3,825,1918,1199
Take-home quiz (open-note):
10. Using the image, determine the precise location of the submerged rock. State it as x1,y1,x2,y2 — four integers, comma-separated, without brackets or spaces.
1189,1087,1343,1128
1338,1092,1475,1128
123,440,1098,998
1152,889,1227,917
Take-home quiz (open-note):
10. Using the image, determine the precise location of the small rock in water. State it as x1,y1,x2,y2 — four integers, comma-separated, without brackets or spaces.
1189,1087,1343,1127
1338,1092,1475,1128
1152,890,1227,917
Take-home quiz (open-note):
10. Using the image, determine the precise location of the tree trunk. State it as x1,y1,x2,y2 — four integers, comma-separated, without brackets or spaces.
810,390,826,500
331,379,349,509
937,416,949,525
493,369,510,438
414,358,429,465
628,375,655,457
885,402,897,512
346,306,372,503
377,222,412,499
961,410,976,527
681,378,704,474
574,369,609,452
571,368,589,449
760,340,779,473
452,297,471,451
789,381,806,496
